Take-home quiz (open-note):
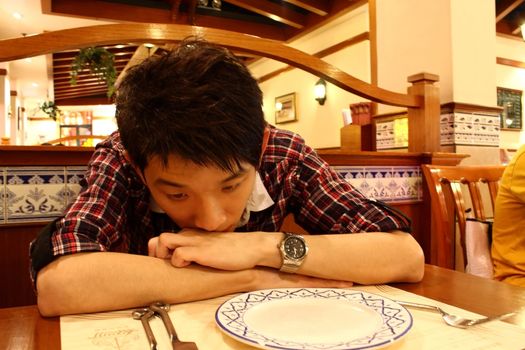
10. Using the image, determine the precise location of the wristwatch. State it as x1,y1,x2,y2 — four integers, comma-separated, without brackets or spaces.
279,232,309,273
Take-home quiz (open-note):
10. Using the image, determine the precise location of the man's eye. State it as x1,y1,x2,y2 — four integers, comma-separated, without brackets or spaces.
222,183,241,192
167,193,188,200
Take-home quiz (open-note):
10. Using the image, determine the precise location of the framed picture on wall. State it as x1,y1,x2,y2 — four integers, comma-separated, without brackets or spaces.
497,87,522,130
275,93,297,124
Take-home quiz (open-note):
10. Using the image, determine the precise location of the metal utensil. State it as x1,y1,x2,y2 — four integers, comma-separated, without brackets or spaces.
149,302,199,350
132,308,157,350
397,300,515,329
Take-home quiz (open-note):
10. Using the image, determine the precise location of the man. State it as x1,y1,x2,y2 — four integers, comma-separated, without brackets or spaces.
493,144,525,286
31,39,424,316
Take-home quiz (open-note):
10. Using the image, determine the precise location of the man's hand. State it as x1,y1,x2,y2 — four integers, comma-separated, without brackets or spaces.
148,230,282,270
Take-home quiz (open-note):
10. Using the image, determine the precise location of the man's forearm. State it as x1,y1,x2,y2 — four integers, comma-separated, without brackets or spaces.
36,252,256,316
298,231,425,284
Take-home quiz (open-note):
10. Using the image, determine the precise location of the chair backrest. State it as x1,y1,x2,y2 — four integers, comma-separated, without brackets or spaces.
421,164,506,270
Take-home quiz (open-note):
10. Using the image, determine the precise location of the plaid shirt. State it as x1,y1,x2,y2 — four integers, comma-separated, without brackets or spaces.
30,127,410,278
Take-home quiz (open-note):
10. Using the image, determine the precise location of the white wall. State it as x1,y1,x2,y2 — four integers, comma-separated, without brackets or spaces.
496,36,525,149
249,5,371,149
375,0,452,109
450,0,496,106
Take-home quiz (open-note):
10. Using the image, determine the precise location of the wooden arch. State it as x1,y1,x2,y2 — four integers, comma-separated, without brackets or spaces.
0,23,441,152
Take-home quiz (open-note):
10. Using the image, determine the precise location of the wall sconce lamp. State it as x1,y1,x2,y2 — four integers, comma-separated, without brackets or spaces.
521,23,525,40
314,78,327,105
144,43,155,56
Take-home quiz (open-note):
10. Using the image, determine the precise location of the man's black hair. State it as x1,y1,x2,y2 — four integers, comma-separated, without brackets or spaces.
115,38,266,173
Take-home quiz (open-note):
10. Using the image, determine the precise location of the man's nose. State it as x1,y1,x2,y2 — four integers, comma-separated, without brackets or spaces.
194,198,227,232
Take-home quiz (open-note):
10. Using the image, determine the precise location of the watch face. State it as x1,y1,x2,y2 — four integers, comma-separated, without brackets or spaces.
284,236,306,259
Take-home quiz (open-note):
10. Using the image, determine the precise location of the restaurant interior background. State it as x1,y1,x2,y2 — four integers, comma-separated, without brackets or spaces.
1,0,525,164
3,0,525,310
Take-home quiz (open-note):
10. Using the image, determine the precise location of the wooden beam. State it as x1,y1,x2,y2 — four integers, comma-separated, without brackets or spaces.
283,0,366,41
496,0,525,23
54,79,107,88
55,88,109,99
55,85,107,96
223,0,306,28
282,0,328,16
258,32,369,83
56,96,113,106
497,56,525,69
46,0,286,41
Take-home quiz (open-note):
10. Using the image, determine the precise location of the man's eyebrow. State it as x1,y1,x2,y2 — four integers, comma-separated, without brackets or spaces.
221,166,249,183
154,166,249,188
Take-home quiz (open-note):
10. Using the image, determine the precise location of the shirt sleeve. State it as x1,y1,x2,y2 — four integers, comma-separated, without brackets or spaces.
290,143,411,234
29,143,136,284
52,146,133,256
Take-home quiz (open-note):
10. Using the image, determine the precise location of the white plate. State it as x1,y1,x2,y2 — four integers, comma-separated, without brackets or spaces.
215,288,412,350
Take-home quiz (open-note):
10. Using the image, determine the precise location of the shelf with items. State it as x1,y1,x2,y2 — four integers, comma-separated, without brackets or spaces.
59,110,93,146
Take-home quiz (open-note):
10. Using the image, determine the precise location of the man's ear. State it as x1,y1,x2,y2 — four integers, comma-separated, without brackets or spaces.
123,150,147,184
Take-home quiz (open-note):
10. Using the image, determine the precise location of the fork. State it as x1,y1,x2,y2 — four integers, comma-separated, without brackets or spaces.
396,300,516,329
149,302,199,350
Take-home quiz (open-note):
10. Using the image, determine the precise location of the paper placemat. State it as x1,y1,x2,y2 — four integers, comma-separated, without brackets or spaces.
61,285,525,350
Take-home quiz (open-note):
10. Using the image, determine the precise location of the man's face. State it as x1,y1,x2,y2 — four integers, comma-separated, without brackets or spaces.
142,154,256,232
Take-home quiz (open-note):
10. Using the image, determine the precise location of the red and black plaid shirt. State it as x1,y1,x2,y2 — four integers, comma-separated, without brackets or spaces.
30,128,410,279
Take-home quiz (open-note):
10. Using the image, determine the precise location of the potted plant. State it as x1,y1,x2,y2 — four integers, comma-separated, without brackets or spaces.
39,101,61,121
70,47,117,97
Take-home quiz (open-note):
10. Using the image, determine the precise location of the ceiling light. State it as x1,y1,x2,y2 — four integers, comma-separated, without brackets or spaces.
31,82,39,87
13,12,23,20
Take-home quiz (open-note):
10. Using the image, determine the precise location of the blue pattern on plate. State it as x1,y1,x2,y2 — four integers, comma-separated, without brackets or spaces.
215,288,413,350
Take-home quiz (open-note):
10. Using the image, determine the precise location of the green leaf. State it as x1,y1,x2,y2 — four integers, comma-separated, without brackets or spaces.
70,47,117,98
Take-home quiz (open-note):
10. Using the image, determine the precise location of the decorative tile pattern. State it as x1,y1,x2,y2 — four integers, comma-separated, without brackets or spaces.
377,112,500,149
5,167,66,223
441,112,500,146
333,166,422,202
376,118,408,150
1,164,416,223
440,113,455,146
65,166,87,207
375,121,395,150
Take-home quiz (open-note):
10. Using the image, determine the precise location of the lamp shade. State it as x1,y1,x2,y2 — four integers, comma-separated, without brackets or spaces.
314,78,327,105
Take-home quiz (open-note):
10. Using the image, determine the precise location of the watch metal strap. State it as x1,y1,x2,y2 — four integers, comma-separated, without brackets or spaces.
279,232,305,273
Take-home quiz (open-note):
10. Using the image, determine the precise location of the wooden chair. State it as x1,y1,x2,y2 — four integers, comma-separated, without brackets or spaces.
422,164,506,270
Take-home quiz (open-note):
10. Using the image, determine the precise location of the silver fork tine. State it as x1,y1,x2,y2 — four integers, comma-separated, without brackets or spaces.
465,312,516,326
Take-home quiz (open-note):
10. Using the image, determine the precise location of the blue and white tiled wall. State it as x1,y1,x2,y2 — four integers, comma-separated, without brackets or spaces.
0,166,86,224
376,112,500,150
0,165,422,224
333,166,422,202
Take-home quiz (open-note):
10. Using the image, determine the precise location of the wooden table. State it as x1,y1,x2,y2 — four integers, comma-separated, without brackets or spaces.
1,265,524,350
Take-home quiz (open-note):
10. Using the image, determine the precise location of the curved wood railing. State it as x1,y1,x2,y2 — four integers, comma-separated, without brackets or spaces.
0,24,441,152
43,135,108,146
